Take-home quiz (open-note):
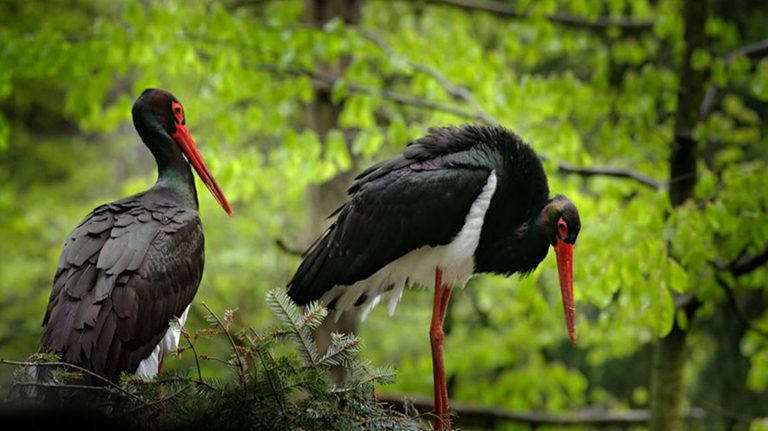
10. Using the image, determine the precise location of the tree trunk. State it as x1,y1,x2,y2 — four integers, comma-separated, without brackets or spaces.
651,0,708,430
302,0,362,384
691,283,768,431
650,318,689,431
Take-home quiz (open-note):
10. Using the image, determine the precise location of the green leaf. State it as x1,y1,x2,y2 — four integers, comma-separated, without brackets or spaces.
325,129,351,171
750,60,768,101
653,283,675,338
666,258,689,293
691,49,711,71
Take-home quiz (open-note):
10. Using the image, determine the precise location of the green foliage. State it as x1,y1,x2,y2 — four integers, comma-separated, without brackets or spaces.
4,290,416,430
1,0,768,428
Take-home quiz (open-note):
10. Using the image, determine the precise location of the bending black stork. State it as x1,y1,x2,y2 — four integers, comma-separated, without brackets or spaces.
287,125,580,430
40,89,232,384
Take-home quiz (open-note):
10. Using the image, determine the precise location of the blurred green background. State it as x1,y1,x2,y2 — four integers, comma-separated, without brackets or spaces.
1,0,767,429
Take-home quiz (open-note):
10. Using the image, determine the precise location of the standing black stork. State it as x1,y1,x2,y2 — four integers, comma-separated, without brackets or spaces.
287,124,580,430
39,89,232,385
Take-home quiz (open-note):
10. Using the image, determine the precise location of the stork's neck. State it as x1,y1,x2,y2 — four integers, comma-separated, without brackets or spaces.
475,215,550,276
155,161,199,210
135,119,199,210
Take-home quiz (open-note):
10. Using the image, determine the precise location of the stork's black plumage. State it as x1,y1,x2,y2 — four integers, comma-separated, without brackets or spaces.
288,125,579,309
287,124,580,429
40,89,231,384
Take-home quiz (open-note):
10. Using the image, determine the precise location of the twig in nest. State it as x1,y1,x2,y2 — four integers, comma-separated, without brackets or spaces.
0,359,147,405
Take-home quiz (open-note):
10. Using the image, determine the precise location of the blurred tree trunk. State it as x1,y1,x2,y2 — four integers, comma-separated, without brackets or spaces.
302,0,362,383
695,290,767,431
650,0,708,430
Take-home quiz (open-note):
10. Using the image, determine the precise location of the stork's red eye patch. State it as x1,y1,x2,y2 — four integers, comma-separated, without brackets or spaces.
171,100,185,124
557,217,569,240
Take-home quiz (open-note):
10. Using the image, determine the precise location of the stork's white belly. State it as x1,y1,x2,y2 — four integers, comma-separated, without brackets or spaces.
135,304,191,379
321,171,498,320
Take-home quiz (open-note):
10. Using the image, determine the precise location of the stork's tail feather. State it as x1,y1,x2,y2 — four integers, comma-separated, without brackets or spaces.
287,229,335,307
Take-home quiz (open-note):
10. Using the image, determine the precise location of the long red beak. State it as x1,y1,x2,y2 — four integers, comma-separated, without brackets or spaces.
172,124,233,215
554,239,576,345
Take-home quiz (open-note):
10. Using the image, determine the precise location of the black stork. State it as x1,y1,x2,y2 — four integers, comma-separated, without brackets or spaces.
39,88,232,384
287,124,580,430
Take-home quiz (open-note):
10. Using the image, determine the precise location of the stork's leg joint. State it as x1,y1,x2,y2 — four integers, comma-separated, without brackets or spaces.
430,325,445,345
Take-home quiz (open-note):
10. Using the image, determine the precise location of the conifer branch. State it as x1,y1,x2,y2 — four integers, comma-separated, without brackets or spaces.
200,303,247,395
266,289,321,366
2,300,420,430
247,327,290,423
181,329,204,384
318,333,360,368
333,361,396,393
302,302,330,332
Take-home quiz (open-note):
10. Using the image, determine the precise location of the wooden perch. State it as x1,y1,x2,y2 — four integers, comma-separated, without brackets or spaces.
376,393,706,428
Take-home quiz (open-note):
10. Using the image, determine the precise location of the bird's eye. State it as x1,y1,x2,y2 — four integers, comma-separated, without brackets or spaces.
171,101,185,124
557,217,569,240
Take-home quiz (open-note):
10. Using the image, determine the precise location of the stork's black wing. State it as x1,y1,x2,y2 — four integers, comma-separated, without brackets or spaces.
41,190,204,382
287,125,506,306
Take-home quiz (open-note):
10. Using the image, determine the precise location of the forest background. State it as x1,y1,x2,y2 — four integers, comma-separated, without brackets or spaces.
1,0,768,430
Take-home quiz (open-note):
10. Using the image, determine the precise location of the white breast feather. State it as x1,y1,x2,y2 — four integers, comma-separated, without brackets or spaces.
321,170,498,320
135,304,191,379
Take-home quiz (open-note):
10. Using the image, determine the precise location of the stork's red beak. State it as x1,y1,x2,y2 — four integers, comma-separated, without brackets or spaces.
172,124,233,215
554,239,576,345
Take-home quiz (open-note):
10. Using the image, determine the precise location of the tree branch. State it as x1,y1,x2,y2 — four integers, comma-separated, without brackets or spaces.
360,34,665,191
275,238,304,257
555,160,663,190
255,64,491,123
730,244,768,277
714,274,768,340
360,30,496,125
190,32,492,123
423,0,655,32
256,66,664,190
701,38,768,117
715,242,768,277
195,31,664,191
377,394,705,428
726,38,768,62
689,395,757,424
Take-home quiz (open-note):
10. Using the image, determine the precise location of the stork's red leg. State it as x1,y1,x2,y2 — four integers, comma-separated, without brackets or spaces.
438,283,453,426
431,268,445,428
430,267,452,430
